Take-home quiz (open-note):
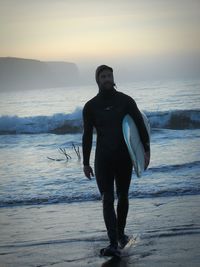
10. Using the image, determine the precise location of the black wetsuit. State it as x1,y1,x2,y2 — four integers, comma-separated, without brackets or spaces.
82,88,150,246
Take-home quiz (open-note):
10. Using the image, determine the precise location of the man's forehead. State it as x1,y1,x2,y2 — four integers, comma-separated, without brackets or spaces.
99,69,113,75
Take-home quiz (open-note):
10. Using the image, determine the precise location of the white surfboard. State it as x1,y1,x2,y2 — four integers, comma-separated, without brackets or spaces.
122,112,150,177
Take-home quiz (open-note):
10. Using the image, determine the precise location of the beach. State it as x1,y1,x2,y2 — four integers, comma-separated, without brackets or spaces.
1,195,200,267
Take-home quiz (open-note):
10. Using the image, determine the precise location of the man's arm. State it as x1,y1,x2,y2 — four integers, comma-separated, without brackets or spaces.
127,97,150,153
127,97,150,169
82,103,94,179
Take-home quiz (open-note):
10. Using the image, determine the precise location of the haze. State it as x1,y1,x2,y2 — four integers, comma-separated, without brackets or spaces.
1,0,200,82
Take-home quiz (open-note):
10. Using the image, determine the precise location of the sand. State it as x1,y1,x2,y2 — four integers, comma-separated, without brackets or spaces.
0,195,200,267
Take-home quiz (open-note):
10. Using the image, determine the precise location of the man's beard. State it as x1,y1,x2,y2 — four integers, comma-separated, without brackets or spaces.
99,81,115,91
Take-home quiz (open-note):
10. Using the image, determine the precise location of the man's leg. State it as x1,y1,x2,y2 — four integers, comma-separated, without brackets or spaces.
115,154,132,241
116,192,130,238
102,191,118,247
95,155,118,248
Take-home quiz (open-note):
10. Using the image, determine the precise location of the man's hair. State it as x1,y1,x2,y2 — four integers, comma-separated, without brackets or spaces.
95,65,113,84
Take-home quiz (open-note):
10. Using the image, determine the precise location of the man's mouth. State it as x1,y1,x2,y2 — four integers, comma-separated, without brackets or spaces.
104,82,112,86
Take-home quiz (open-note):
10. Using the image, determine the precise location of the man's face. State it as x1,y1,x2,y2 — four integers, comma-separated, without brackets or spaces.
98,69,114,90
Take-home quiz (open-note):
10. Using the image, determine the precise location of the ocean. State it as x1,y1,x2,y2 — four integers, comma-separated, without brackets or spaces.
0,79,200,207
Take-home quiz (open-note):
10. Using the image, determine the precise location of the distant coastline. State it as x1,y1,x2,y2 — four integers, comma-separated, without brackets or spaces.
0,57,80,91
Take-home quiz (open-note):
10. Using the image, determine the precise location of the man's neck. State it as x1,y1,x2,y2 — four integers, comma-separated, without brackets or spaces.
98,87,116,99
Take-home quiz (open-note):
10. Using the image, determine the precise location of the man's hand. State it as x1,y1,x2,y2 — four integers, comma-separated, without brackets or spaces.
144,151,150,170
83,165,94,180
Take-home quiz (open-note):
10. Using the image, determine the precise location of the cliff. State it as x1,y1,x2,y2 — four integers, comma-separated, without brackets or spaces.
0,57,80,91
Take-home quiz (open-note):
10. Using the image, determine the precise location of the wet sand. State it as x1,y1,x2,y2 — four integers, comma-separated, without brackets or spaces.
0,195,200,267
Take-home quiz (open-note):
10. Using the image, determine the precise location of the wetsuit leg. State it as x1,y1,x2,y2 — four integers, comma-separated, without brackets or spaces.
95,153,118,247
115,152,132,238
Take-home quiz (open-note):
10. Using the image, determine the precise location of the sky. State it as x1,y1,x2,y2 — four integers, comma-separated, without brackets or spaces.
1,0,200,80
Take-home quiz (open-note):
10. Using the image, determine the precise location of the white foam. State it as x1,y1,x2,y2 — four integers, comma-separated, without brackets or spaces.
0,108,199,134
0,107,82,134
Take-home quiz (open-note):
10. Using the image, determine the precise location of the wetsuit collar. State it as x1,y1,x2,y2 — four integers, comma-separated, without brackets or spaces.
98,87,117,99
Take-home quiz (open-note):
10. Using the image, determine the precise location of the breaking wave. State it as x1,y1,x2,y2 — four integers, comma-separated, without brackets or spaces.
0,160,200,208
1,185,199,208
0,108,199,134
147,109,200,130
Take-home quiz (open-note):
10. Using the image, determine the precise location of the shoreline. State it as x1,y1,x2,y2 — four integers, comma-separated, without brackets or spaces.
0,195,200,267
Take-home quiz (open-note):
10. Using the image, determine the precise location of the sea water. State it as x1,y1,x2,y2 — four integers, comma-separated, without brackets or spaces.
0,79,200,207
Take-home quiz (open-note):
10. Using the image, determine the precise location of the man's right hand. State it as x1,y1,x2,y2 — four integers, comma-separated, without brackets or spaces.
83,165,94,180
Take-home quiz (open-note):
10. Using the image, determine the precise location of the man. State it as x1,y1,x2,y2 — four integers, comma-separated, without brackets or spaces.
82,65,150,256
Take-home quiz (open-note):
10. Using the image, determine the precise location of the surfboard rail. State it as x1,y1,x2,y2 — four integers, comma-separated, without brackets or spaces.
122,112,150,177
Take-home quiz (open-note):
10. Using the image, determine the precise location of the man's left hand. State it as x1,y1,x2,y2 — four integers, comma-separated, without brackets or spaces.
144,151,150,170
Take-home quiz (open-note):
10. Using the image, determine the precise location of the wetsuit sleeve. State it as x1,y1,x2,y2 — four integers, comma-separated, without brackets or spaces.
82,103,94,166
127,97,150,153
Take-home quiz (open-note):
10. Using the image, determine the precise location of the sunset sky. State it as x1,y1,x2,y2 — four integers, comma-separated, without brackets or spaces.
1,0,200,78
